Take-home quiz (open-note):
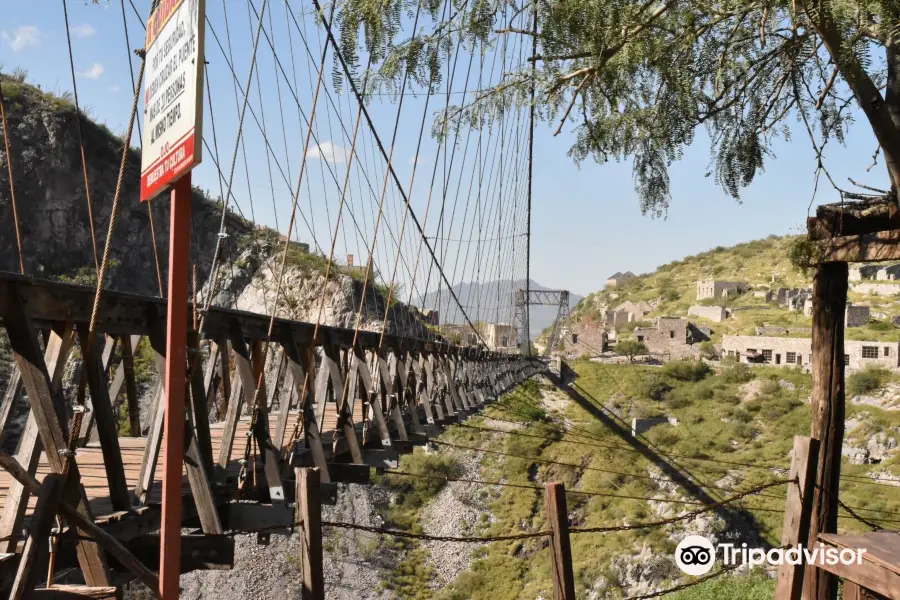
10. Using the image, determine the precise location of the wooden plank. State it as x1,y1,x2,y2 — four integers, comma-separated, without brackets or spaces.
775,436,820,600
0,362,23,446
281,338,329,483
412,355,436,424
134,323,167,505
296,468,324,600
77,329,131,511
182,372,223,535
396,352,424,436
353,348,391,447
813,539,900,600
820,229,900,263
9,473,65,599
216,325,250,481
324,343,362,464
380,352,407,442
0,285,110,586
119,335,142,437
841,581,862,600
0,452,158,593
0,324,74,553
273,367,295,453
820,532,900,576
545,482,576,600
215,340,231,422
187,332,215,479
28,586,123,599
805,262,848,600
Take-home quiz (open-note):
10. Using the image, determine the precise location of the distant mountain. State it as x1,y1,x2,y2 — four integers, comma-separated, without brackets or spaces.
417,279,582,340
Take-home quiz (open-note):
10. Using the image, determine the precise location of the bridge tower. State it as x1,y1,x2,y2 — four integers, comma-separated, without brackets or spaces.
514,289,571,356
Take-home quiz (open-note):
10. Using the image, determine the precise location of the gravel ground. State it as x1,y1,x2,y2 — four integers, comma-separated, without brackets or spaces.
419,449,494,587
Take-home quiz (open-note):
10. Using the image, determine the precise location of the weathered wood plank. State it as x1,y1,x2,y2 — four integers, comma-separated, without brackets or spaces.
28,586,123,599
775,436,820,600
119,335,142,437
296,468,324,600
282,338,330,482
134,322,167,505
187,332,215,479
77,329,131,511
819,229,900,263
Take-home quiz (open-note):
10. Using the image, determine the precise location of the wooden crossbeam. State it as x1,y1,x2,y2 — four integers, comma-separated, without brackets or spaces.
819,229,900,263
28,586,122,599
134,323,167,505
187,332,215,479
118,335,142,437
9,473,65,599
281,336,329,482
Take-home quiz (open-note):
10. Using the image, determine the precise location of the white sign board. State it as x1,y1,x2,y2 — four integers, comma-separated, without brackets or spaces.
140,0,205,201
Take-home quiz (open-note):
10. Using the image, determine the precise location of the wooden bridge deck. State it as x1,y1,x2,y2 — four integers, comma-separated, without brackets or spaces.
0,405,357,519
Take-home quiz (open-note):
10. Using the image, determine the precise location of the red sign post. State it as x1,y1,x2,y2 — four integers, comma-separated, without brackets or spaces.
140,1,205,597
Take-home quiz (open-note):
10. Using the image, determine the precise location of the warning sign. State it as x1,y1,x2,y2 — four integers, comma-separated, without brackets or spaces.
140,0,205,201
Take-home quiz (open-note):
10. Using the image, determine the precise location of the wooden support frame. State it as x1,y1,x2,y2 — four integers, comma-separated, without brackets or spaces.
119,335,142,437
0,323,75,553
0,285,110,586
805,262,848,600
296,467,324,600
134,323,168,505
281,335,330,482
775,436,820,600
545,482,576,600
9,473,65,599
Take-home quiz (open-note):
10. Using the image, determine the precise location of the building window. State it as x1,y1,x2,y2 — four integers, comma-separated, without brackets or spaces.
669,331,675,339
885,347,891,357
786,352,797,364
637,336,644,342
844,354,850,365
862,346,879,359
761,349,773,363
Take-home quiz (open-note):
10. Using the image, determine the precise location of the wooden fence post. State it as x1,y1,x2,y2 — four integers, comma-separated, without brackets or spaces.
545,482,576,600
775,436,820,600
296,467,324,600
806,262,848,600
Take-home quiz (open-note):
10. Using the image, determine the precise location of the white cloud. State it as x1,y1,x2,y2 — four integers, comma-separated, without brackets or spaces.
78,63,104,80
1,25,43,52
107,84,121,93
72,23,97,39
309,141,349,164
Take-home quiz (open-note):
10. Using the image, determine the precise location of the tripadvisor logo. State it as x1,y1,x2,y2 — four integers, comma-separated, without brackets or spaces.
675,535,868,576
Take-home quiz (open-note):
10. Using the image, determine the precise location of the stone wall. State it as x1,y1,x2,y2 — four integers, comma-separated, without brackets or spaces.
688,305,727,323
851,282,900,296
722,335,900,371
696,280,749,300
845,304,871,328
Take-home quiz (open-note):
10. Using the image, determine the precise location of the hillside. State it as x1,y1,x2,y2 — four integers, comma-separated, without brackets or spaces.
571,235,900,343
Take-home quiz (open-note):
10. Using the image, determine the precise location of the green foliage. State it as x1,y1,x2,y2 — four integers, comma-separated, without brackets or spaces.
848,367,892,396
382,449,462,529
698,341,718,360
662,359,711,382
788,239,822,274
616,339,648,362
720,361,755,384
333,1,900,215
668,572,775,600
640,375,672,401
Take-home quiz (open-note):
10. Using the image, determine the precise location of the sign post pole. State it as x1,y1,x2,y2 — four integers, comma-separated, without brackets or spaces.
159,172,191,599
139,1,205,597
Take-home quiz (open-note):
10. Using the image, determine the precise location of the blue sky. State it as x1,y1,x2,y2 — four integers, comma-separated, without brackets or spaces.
1,1,885,301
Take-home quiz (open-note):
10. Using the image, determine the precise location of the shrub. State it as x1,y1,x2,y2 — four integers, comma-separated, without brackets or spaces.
662,359,711,382
848,367,891,396
698,341,718,360
721,361,754,384
640,376,672,401
664,391,692,410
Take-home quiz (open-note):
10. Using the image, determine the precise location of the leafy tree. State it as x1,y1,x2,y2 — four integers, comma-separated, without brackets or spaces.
616,338,648,363
333,0,900,214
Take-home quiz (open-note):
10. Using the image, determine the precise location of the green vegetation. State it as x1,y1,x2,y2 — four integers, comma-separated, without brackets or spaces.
371,360,900,598
616,339,648,363
668,572,775,600
847,367,894,397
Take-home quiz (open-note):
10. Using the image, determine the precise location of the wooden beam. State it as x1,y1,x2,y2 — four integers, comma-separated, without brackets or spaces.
187,332,215,479
296,468,324,600
812,539,900,600
819,229,900,263
134,323,167,505
77,329,131,511
775,436,820,600
805,262,848,600
281,337,329,482
119,335,142,437
0,285,110,586
120,534,234,572
9,473,65,600
28,586,122,599
545,482,576,600
216,324,252,481
0,324,74,553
